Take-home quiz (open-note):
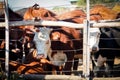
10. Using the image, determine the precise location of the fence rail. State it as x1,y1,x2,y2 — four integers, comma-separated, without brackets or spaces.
0,20,120,28
19,74,120,80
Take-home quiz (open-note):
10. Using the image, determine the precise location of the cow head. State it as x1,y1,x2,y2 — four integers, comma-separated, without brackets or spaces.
33,27,52,58
89,28,101,53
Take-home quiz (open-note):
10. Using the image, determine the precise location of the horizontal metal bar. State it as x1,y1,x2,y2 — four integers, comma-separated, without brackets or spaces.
0,20,120,28
9,20,84,29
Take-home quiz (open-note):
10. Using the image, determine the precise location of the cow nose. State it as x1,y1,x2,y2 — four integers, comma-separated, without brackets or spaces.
92,46,98,52
36,54,45,59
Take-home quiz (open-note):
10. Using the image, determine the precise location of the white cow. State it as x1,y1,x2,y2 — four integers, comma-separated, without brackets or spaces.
33,27,66,66
33,27,52,59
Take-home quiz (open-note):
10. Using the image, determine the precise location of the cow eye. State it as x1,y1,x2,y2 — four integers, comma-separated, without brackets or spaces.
44,13,49,17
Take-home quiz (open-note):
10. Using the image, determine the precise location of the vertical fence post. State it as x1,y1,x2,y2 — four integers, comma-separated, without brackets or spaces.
83,0,90,79
4,0,9,80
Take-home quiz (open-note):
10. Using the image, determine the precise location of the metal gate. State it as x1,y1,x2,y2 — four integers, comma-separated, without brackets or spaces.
1,0,120,80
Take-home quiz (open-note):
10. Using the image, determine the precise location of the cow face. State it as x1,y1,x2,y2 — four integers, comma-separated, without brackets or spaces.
33,27,52,58
89,28,101,53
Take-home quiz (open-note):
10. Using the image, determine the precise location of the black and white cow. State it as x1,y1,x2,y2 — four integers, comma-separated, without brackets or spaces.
92,26,120,77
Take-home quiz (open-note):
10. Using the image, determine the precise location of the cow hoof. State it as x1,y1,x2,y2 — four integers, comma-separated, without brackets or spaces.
105,66,113,77
93,66,106,77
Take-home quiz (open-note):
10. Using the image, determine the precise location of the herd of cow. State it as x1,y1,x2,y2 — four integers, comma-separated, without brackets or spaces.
0,3,120,77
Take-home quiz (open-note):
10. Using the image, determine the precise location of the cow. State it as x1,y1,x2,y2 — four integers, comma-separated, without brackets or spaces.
49,13,102,75
55,9,86,20
92,26,120,77
49,26,83,75
19,4,63,74
24,27,52,62
90,4,118,20
18,3,57,61
22,3,57,34
90,4,120,77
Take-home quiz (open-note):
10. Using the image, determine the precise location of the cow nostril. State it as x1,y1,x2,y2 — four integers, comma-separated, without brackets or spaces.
36,54,45,59
92,46,98,52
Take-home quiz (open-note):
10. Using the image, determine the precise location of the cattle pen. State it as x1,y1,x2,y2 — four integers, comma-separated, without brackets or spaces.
0,0,120,80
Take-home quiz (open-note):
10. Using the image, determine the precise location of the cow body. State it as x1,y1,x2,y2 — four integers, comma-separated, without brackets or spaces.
50,26,82,75
90,4,120,77
92,27,120,77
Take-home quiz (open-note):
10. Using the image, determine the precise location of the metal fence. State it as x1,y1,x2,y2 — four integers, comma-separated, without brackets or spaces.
1,0,120,80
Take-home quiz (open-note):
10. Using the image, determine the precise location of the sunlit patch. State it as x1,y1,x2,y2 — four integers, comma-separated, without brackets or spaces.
48,51,67,66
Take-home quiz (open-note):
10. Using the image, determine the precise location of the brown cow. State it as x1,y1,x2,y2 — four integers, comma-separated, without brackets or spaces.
20,3,57,35
90,4,117,20
50,26,83,75
55,9,86,20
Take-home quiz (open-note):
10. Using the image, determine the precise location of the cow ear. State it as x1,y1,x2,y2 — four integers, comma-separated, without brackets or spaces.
48,28,53,34
44,27,53,33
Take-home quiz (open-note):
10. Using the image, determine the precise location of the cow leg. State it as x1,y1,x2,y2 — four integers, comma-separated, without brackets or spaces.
73,58,79,70
63,60,73,75
94,55,115,77
63,52,74,75
73,54,83,71
105,55,115,77
92,54,107,77
52,65,63,75
72,58,79,75
94,54,115,77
